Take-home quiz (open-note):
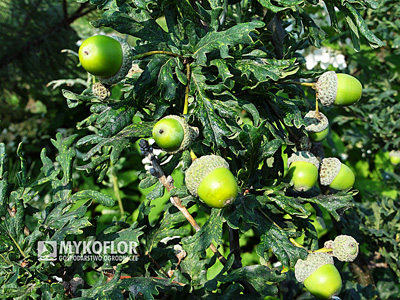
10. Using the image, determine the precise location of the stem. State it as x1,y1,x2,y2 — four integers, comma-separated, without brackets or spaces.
183,64,191,115
139,140,227,265
311,247,333,254
289,238,307,250
110,166,124,216
277,81,315,88
315,95,320,115
190,150,197,161
146,253,171,278
132,51,181,60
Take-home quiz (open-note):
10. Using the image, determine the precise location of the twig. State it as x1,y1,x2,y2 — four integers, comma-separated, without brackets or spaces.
146,253,171,278
275,81,315,88
229,226,242,269
139,140,227,265
183,63,191,115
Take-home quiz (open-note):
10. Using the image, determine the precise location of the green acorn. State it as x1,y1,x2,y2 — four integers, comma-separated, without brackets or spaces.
287,151,320,192
319,157,355,190
79,35,133,85
152,115,198,154
316,71,362,106
332,235,359,262
185,155,238,208
295,252,342,300
304,110,329,142
389,150,400,165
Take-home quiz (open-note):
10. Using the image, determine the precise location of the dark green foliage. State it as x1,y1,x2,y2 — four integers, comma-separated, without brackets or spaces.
0,0,399,299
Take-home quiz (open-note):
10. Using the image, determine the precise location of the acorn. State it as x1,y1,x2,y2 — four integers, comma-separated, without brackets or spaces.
92,82,111,100
287,151,320,192
332,235,359,262
389,150,400,165
316,71,362,106
304,110,329,142
319,157,355,190
79,35,133,85
295,252,342,300
152,115,198,154
185,155,238,208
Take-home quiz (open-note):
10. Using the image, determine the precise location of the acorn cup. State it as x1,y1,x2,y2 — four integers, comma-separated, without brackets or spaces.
185,155,238,208
92,82,111,100
295,252,342,300
152,115,198,154
304,110,329,142
79,35,133,85
287,151,320,192
316,71,362,107
324,235,359,262
319,157,355,191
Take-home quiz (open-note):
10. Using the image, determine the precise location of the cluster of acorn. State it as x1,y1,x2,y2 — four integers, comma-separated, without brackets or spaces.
152,115,238,209
295,235,359,299
78,35,362,299
287,151,355,192
77,35,239,209
287,71,362,192
77,34,360,199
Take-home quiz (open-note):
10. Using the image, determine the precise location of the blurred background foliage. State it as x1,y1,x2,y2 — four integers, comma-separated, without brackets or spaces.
0,0,399,299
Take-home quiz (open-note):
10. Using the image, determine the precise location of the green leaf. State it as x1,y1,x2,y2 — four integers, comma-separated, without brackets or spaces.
146,181,165,201
42,200,90,231
144,202,189,253
257,226,308,268
193,21,264,65
191,68,241,148
231,58,298,88
135,55,179,101
62,89,94,109
119,277,184,300
183,209,223,253
97,223,143,253
91,11,169,43
340,2,385,50
206,255,285,296
257,0,305,13
76,121,154,177
69,190,115,207
274,97,304,129
259,193,311,218
305,192,355,221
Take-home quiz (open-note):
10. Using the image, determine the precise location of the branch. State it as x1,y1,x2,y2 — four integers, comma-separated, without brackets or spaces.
267,15,285,59
183,63,191,115
229,226,242,269
66,3,97,24
62,0,68,20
